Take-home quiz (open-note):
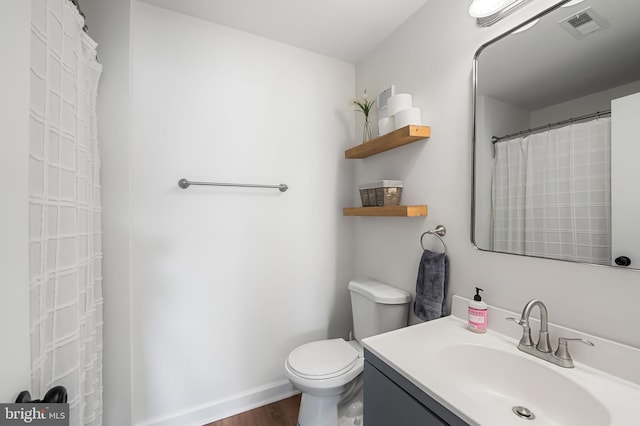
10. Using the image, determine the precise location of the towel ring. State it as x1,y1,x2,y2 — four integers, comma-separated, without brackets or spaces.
420,225,447,255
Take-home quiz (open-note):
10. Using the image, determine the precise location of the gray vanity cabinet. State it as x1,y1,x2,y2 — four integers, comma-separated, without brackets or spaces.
364,349,469,426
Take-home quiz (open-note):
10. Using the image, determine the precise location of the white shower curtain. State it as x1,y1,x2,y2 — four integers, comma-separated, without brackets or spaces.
28,0,103,424
492,117,611,264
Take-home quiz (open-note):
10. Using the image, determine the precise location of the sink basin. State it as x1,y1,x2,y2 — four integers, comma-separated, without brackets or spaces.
434,344,609,425
362,295,640,426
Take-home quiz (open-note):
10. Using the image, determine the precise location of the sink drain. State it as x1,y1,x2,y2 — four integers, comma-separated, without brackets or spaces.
512,406,536,420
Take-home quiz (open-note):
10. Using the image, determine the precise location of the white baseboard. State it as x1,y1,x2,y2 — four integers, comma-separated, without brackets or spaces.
136,380,299,426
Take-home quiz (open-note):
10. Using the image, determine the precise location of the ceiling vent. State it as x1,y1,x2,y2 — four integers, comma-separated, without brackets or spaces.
558,7,610,39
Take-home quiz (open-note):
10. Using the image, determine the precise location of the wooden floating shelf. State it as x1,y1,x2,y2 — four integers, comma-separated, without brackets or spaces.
345,125,431,159
343,205,428,217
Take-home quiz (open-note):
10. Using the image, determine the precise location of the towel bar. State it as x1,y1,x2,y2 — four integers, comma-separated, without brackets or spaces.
178,178,288,192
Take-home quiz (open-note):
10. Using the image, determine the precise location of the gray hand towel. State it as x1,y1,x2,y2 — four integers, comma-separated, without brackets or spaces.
414,249,449,321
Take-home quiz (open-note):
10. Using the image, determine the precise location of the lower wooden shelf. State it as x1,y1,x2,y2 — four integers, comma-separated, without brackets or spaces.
343,205,428,217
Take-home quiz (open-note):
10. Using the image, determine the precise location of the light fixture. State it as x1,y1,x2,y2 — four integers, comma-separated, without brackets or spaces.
469,0,512,18
561,0,585,7
469,0,533,27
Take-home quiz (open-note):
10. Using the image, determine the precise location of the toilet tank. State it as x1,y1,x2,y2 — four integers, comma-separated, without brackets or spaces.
348,278,411,341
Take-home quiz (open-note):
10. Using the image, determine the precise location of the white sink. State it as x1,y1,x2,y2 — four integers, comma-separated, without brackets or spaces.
362,295,640,426
433,344,609,425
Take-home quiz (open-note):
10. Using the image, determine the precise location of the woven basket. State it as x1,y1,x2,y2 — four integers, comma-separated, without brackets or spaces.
358,181,403,207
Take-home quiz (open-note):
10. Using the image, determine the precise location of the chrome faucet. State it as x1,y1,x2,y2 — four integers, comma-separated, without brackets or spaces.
507,299,594,368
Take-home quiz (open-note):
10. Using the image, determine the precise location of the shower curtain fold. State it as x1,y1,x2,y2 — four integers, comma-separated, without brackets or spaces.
28,0,103,424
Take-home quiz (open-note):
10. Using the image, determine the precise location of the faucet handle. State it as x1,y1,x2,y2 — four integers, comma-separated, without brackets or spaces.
554,337,595,363
505,316,523,325
505,317,534,347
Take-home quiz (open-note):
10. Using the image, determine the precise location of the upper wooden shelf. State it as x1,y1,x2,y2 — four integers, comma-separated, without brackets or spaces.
345,125,431,159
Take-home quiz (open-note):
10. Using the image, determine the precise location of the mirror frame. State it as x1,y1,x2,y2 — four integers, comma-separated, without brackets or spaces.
469,0,621,268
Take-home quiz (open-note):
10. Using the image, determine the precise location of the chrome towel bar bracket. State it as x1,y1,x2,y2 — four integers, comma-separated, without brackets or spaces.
420,225,447,255
178,178,288,192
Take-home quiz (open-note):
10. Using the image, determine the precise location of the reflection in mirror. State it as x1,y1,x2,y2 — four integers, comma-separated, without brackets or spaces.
472,0,640,269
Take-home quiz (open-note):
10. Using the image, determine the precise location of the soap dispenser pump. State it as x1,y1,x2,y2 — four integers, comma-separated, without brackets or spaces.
468,287,487,333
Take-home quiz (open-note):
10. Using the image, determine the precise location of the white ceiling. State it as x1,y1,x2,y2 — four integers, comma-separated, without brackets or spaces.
139,0,430,64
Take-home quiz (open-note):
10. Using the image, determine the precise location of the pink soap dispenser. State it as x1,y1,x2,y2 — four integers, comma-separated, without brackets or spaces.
468,287,487,333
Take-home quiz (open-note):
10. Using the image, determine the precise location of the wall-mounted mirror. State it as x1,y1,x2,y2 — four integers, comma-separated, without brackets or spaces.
472,0,640,269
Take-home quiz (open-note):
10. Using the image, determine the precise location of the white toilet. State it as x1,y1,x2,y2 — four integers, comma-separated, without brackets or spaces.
284,278,411,426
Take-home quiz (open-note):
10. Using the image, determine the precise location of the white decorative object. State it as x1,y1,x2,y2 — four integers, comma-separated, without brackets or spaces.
378,116,395,135
387,93,413,116
394,107,422,129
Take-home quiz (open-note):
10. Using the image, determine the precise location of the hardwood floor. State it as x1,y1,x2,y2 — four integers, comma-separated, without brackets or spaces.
205,394,301,426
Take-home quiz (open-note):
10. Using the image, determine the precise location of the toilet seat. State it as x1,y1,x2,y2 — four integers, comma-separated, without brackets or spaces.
286,338,359,380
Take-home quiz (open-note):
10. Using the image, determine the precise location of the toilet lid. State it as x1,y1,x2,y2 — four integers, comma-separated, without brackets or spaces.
287,338,359,380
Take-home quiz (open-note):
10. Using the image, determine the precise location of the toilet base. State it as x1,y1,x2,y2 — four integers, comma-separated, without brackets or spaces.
296,376,363,426
297,393,341,426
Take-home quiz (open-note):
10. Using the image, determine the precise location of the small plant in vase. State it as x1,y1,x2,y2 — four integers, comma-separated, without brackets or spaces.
353,89,375,143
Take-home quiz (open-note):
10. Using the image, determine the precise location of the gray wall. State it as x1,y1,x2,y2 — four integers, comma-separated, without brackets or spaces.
354,0,640,347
